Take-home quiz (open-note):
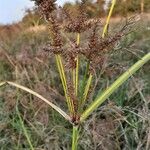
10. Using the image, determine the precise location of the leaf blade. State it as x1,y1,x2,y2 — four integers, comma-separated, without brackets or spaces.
0,81,6,87
80,53,150,122
4,81,71,121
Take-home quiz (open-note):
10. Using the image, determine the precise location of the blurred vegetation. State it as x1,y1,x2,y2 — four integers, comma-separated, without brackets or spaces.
63,0,150,17
0,0,150,149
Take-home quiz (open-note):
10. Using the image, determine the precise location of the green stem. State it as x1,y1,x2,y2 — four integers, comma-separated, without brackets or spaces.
55,54,74,114
72,125,79,150
78,74,93,114
16,102,34,150
80,53,150,122
75,56,79,96
102,0,116,38
74,33,80,96
78,61,90,113
80,61,90,97
81,74,92,104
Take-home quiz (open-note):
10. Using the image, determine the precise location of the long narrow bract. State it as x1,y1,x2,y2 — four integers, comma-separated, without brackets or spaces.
0,81,71,121
80,53,150,122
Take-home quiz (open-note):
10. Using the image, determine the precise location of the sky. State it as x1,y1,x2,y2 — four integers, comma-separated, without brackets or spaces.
0,0,74,24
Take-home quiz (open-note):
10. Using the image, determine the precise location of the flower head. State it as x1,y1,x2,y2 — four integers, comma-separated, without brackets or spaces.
32,0,57,19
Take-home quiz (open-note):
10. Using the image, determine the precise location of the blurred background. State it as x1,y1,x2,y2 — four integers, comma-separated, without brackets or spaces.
0,0,150,149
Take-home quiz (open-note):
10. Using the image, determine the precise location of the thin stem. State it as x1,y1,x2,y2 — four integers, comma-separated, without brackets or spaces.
80,53,150,122
73,69,76,92
78,60,90,113
55,55,66,90
81,74,93,104
75,56,79,95
102,0,116,38
72,125,79,150
16,101,34,150
57,55,68,89
73,33,80,96
78,74,93,114
80,60,90,98
55,54,74,114
77,33,80,45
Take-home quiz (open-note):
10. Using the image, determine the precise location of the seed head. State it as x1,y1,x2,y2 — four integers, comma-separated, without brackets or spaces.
79,23,128,72
64,40,81,69
32,0,57,19
43,14,63,55
64,17,101,33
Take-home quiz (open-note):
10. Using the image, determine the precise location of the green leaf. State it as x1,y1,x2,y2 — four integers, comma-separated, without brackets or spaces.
80,53,150,122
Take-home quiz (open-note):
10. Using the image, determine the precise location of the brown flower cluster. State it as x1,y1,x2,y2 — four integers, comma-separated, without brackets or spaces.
64,16,101,33
33,0,134,71
43,14,63,55
48,14,63,54
32,0,63,54
32,0,57,19
62,1,101,33
78,23,131,72
63,40,81,69
31,0,135,123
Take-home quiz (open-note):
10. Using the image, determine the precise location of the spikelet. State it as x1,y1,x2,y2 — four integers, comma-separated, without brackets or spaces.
79,21,134,72
63,40,81,69
32,0,57,19
62,0,101,33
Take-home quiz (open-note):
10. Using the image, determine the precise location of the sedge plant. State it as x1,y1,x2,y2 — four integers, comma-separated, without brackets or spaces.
0,0,150,149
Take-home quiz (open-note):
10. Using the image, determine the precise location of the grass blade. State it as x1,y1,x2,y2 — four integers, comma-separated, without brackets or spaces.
16,103,34,150
73,33,80,96
75,55,79,96
80,53,150,122
76,33,80,95
81,74,92,104
4,81,71,121
102,0,117,38
0,81,6,87
55,54,74,114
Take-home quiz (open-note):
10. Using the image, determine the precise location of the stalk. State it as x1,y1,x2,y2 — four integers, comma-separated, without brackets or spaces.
55,54,74,114
75,55,79,95
80,60,90,98
102,0,116,38
16,102,34,150
73,69,76,93
72,125,79,150
73,33,80,96
80,53,150,122
77,33,80,45
81,74,92,104
78,74,93,114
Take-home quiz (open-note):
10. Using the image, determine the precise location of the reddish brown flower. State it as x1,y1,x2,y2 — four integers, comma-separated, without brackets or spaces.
32,0,57,19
